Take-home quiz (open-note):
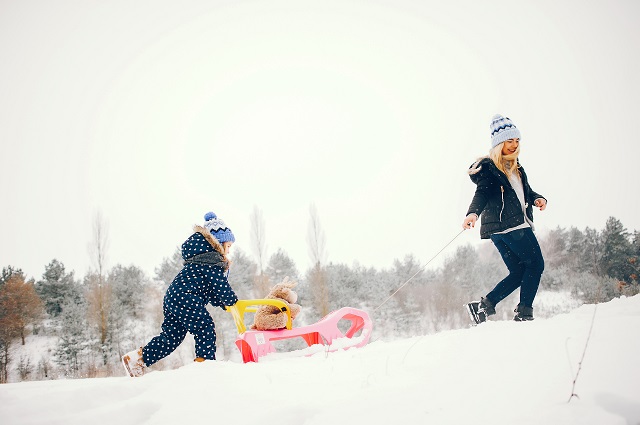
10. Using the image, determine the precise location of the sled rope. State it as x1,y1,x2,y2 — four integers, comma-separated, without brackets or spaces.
373,229,466,312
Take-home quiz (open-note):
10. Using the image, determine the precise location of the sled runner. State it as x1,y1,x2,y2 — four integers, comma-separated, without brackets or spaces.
226,300,373,363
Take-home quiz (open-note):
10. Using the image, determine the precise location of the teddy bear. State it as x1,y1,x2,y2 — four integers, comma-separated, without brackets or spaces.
250,277,302,331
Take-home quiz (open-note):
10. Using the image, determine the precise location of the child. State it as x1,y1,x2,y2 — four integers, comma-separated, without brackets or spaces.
122,211,238,377
462,115,547,323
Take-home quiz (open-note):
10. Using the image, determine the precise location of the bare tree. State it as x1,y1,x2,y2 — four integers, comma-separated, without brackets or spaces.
250,205,269,296
306,204,329,316
86,211,111,365
85,272,113,366
307,204,327,266
89,211,110,280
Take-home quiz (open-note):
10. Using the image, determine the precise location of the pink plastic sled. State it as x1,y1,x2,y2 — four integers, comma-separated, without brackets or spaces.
226,300,373,363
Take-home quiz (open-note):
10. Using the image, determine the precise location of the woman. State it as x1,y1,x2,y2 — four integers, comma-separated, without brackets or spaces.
122,211,238,377
462,115,547,323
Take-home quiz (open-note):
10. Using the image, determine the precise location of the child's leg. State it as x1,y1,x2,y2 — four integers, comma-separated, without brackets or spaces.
192,321,217,360
143,310,187,367
166,292,217,360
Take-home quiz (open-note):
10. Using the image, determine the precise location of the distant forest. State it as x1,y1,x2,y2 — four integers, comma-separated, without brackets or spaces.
1,214,638,383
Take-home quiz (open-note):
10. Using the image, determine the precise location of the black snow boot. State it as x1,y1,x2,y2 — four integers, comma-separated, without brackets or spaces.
513,304,534,321
479,297,496,316
466,297,495,325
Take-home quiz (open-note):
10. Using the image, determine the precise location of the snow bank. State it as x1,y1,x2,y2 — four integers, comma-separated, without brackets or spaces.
1,295,639,425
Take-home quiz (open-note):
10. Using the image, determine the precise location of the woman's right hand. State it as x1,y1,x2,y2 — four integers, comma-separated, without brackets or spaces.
462,214,477,230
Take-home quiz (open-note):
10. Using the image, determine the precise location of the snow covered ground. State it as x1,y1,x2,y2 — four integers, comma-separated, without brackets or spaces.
1,295,639,425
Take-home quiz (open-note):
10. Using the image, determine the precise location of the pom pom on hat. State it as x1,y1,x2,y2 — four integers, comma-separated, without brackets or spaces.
490,114,521,148
203,211,235,244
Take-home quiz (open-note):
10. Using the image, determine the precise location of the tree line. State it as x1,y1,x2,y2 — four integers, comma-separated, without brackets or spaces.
0,213,637,383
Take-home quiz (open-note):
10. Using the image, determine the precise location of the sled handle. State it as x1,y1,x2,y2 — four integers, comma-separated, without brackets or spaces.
226,299,293,334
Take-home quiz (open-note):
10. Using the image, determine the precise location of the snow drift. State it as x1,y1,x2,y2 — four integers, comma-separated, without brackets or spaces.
1,295,639,425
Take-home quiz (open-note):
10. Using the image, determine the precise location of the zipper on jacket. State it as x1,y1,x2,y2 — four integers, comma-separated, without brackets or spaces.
499,186,505,222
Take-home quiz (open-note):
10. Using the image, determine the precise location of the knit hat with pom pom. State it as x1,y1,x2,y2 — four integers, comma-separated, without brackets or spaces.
490,114,521,148
203,212,235,244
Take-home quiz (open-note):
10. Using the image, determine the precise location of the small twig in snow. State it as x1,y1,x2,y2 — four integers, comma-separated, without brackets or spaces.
568,304,598,403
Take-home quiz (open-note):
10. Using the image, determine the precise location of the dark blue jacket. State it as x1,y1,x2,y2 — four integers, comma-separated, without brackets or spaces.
466,157,546,239
165,226,238,308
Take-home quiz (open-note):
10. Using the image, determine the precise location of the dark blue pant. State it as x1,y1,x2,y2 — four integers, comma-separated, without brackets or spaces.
487,228,545,308
142,292,217,366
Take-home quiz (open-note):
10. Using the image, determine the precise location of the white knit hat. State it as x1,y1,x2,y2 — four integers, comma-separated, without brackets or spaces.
490,114,521,148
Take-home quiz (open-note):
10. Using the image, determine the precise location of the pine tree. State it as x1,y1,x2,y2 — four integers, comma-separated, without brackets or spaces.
631,231,640,284
542,227,568,268
265,248,299,284
2,266,25,286
54,298,90,377
324,263,360,309
581,227,602,276
229,247,257,298
599,217,634,282
389,254,425,307
105,265,149,360
355,263,386,307
565,227,586,270
439,246,480,290
154,247,182,289
36,259,81,318
108,264,148,317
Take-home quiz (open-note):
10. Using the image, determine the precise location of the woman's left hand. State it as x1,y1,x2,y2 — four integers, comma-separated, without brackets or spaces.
534,198,547,211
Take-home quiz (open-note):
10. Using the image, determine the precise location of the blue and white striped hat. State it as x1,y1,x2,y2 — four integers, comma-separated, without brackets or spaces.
203,212,235,244
490,114,521,148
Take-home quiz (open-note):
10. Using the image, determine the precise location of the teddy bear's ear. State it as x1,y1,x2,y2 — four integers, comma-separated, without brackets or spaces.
281,276,298,289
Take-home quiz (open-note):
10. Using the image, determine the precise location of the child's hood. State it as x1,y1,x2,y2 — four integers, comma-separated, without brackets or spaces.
181,225,226,260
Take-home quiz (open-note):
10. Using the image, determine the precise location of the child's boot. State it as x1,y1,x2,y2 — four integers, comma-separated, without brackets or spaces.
122,347,146,377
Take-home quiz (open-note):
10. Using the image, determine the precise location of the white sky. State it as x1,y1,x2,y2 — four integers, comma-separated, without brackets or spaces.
1,0,639,281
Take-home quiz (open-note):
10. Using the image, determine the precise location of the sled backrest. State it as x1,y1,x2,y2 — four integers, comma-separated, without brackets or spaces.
226,299,293,334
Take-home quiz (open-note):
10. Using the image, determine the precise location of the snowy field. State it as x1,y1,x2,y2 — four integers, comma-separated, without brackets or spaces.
1,295,639,425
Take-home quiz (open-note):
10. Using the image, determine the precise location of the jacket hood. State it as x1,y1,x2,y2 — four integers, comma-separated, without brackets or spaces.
468,156,520,186
193,225,225,253
181,225,229,264
468,156,490,176
467,156,496,184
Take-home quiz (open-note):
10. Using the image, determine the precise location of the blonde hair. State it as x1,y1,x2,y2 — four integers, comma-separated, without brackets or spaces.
489,142,520,177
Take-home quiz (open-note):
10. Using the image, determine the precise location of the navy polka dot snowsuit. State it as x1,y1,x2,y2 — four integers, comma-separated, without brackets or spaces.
143,227,238,366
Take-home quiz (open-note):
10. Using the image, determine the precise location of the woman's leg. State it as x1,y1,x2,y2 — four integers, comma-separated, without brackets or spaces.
507,228,544,307
488,228,545,308
486,233,526,306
